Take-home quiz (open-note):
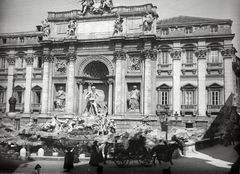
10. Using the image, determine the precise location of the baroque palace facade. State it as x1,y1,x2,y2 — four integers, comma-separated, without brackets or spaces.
0,2,239,131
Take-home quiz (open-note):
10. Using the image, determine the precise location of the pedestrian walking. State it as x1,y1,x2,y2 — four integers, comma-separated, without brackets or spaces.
103,142,109,164
31,164,41,174
72,144,80,163
63,148,74,172
89,141,100,166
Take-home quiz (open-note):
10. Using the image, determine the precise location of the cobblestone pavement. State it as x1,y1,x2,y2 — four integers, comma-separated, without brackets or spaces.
0,143,239,174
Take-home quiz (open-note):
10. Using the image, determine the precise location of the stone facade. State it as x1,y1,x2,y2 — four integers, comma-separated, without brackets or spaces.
0,3,238,132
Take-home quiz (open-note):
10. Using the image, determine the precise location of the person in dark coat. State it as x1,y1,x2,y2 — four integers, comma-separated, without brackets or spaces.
89,141,100,166
229,143,240,174
63,148,74,172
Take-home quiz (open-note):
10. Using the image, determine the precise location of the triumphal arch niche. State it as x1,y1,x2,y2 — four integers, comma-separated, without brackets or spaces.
77,55,115,116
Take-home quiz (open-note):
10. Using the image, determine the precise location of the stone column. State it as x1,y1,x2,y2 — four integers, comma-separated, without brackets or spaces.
195,50,207,116
6,56,16,113
41,54,50,114
170,50,181,114
77,80,84,114
221,48,235,101
24,56,34,113
65,53,76,113
113,51,126,114
107,79,113,115
48,56,54,112
141,49,157,115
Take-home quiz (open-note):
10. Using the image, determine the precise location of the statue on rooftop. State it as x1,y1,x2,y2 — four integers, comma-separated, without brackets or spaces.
113,13,123,36
100,0,113,13
67,20,77,37
42,19,51,37
79,0,94,15
142,12,154,32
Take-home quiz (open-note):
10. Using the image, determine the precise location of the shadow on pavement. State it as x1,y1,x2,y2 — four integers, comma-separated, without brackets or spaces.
0,158,34,173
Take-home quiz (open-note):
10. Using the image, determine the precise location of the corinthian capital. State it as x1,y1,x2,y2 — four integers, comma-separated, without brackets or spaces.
7,56,16,65
24,57,34,65
221,48,235,57
113,51,126,60
42,54,50,62
170,50,181,59
195,50,207,58
141,49,158,60
66,52,77,63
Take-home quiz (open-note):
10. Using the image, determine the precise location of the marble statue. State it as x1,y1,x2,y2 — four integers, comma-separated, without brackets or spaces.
84,86,99,115
113,13,123,35
142,12,154,31
54,86,66,110
42,19,50,37
67,20,77,36
127,85,140,112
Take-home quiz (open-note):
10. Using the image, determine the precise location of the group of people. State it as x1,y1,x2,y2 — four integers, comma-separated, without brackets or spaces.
89,141,110,166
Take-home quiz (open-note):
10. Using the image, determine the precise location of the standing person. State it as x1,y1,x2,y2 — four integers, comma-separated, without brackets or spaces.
89,141,100,166
63,148,74,172
98,143,104,163
31,164,41,174
103,142,109,164
229,143,240,174
72,144,80,163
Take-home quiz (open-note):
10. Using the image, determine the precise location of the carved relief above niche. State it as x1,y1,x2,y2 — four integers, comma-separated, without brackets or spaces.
55,57,67,75
127,55,141,73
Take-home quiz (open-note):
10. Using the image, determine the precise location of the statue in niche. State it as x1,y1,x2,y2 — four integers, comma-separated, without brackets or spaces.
128,56,140,72
113,13,123,35
67,20,77,36
42,19,50,37
54,86,66,110
142,12,154,32
84,86,100,116
55,58,67,74
127,85,140,112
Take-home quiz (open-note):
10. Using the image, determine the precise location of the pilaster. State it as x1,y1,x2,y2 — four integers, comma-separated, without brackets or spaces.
66,52,77,113
24,56,34,113
41,53,50,114
195,49,207,116
170,50,181,115
113,51,126,114
141,48,157,115
221,48,235,100
108,79,113,115
48,56,54,112
77,80,85,114
6,56,16,113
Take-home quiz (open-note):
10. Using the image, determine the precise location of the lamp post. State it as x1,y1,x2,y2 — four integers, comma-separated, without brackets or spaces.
164,105,170,141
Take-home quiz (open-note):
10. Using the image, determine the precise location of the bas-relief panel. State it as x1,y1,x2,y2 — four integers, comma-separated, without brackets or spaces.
127,55,141,73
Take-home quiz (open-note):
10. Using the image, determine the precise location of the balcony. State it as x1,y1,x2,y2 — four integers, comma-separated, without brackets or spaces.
181,63,197,75
15,68,26,78
0,69,8,78
207,62,223,74
30,103,41,113
33,68,43,78
207,105,223,115
157,64,172,75
0,103,6,113
181,104,198,116
16,103,24,113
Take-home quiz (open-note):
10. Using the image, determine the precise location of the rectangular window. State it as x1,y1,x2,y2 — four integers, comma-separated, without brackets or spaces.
186,51,193,64
185,27,192,34
0,91,5,103
161,52,169,64
3,38,7,44
210,50,219,63
17,92,22,103
211,91,219,105
37,57,42,68
35,92,41,103
0,57,6,69
210,26,218,33
162,29,168,36
161,91,168,105
184,91,193,105
20,37,24,43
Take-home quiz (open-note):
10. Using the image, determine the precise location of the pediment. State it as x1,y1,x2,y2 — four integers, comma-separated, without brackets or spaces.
157,84,172,90
157,16,232,27
32,85,42,91
206,83,223,89
181,83,197,90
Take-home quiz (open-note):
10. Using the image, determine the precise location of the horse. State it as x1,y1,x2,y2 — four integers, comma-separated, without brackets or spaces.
151,140,184,166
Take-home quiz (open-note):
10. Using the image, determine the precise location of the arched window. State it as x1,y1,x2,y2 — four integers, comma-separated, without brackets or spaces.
83,61,109,78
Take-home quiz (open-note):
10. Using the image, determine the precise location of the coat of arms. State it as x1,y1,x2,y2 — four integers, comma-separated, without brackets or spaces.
78,0,113,15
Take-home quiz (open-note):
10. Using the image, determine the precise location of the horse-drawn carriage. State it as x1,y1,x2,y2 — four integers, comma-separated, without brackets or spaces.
110,137,185,168
110,140,153,167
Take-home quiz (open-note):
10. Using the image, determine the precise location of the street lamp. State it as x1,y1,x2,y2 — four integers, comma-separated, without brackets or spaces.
164,105,170,141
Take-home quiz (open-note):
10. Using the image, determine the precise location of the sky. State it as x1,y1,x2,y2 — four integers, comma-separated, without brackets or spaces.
0,0,240,56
